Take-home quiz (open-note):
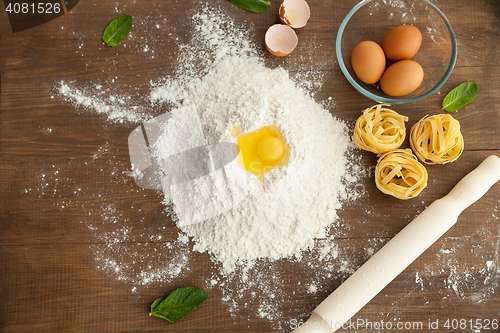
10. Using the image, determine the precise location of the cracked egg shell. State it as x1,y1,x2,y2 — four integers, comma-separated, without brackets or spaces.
279,0,310,29
265,24,298,57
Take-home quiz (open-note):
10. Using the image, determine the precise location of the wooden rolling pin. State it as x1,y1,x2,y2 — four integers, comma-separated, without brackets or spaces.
293,155,500,333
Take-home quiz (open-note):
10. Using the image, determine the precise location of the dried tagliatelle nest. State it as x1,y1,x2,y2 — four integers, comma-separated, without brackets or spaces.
410,114,464,164
375,149,428,200
353,104,408,154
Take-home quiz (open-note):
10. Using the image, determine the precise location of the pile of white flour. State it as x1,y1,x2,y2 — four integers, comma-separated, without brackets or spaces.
55,4,365,327
52,3,500,328
150,6,356,271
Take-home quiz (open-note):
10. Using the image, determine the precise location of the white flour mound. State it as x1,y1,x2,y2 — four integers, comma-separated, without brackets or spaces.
152,6,355,272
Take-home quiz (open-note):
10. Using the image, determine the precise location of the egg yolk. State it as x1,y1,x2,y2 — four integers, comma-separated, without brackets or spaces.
233,125,290,181
258,136,285,162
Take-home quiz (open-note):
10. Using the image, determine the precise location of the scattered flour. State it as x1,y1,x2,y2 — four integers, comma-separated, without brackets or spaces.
410,217,500,307
53,3,366,328
51,2,500,331
308,284,318,294
415,272,424,290
57,81,151,123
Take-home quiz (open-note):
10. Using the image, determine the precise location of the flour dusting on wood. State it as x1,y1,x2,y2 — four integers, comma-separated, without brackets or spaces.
51,2,500,331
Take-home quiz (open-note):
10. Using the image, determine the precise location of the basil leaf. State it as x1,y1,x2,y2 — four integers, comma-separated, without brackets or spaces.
229,0,271,13
442,82,478,112
149,286,208,323
102,15,133,47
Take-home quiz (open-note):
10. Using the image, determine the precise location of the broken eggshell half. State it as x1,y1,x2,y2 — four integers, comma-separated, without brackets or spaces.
265,24,298,57
279,0,310,29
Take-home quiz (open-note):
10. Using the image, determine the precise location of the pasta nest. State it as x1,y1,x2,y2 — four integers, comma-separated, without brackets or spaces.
410,114,464,164
375,149,428,200
353,104,408,154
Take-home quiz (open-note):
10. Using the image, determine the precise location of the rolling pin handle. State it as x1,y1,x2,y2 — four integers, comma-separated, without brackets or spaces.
291,312,333,333
440,155,500,212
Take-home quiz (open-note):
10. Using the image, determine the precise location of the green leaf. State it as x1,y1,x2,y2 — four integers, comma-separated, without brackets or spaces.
442,82,478,112
149,287,208,323
102,15,133,47
229,0,271,13
150,297,165,311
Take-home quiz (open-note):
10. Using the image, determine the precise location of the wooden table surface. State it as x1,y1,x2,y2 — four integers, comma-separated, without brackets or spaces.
1,0,500,332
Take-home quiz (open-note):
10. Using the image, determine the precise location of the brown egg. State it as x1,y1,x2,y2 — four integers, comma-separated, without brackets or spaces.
380,60,424,96
382,25,422,61
351,41,386,84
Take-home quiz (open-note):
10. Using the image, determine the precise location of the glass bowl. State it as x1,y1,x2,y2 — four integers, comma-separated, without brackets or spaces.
336,0,457,104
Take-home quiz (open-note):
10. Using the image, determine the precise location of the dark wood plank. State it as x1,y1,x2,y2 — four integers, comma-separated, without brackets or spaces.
1,0,500,332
